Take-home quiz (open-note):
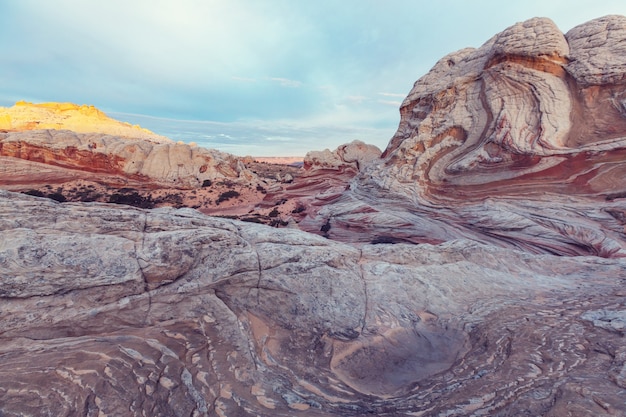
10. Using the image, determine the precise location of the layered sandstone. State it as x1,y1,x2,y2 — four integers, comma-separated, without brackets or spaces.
256,140,383,223
297,16,626,257
0,103,294,217
1,190,625,416
2,15,626,417
0,129,255,189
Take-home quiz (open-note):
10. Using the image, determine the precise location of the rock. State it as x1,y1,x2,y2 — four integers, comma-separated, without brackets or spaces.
1,189,626,415
298,16,626,258
256,140,382,223
0,101,171,142
303,140,382,172
581,310,626,334
565,15,626,86
2,14,626,417
0,129,256,188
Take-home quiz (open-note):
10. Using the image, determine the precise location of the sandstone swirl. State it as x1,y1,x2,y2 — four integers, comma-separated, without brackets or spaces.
2,15,626,417
297,16,626,258
1,190,625,416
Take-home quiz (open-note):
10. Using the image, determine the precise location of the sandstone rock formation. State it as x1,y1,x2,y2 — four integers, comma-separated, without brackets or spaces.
2,14,626,417
0,101,171,142
0,103,301,218
303,140,382,172
298,16,626,257
1,189,625,416
257,141,382,225
0,129,256,189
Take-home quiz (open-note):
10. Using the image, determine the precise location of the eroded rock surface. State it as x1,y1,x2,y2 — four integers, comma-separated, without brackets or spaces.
298,16,626,257
0,129,255,189
2,15,626,417
1,190,625,416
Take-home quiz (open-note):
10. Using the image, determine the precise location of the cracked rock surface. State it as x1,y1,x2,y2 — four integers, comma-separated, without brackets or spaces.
1,190,626,416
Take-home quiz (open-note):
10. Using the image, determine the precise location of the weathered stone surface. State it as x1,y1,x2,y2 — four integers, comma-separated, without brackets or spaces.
298,16,626,258
2,14,626,417
303,140,382,172
1,190,626,416
0,129,256,188
565,15,626,86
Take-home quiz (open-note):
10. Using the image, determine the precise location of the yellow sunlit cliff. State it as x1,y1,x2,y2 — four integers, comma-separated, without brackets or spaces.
0,101,171,143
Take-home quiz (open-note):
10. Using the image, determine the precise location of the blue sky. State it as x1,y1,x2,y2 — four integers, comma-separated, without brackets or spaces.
2,1,626,156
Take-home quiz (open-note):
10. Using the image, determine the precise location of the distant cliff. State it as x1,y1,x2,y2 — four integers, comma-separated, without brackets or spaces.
0,101,171,142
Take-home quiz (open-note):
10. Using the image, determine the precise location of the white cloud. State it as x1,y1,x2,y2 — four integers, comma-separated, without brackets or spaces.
378,92,406,98
231,76,257,83
268,77,303,88
345,95,369,104
378,100,403,107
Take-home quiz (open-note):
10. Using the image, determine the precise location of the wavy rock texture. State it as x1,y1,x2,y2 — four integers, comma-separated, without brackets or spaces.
2,15,626,417
257,140,382,224
298,16,626,257
1,190,625,416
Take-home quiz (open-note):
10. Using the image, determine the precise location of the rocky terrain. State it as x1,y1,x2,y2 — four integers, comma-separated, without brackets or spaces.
0,102,308,222
294,16,626,257
1,15,626,417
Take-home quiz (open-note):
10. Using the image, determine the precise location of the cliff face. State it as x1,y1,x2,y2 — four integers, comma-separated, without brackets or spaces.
299,16,626,257
0,129,253,188
382,16,626,199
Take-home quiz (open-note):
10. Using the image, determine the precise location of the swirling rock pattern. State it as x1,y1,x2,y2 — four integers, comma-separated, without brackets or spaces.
2,15,626,417
298,16,626,257
1,190,626,416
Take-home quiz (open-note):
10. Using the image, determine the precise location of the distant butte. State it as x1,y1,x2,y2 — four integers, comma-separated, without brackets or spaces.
0,101,171,142
1,15,626,416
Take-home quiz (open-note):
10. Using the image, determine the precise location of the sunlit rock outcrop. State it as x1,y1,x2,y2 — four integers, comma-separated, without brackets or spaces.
0,101,171,142
299,16,626,257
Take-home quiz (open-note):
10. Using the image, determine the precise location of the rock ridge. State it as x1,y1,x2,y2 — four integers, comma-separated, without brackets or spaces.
0,101,171,142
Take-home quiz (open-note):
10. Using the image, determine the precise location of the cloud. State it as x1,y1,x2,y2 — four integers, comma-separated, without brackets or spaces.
231,76,257,83
378,92,406,98
268,77,303,88
345,95,369,104
110,106,397,157
378,100,403,107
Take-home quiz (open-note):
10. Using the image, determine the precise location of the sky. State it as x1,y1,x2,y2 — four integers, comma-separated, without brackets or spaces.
1,1,626,156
